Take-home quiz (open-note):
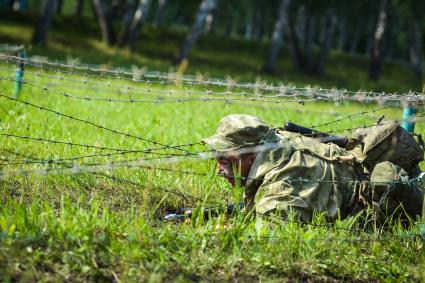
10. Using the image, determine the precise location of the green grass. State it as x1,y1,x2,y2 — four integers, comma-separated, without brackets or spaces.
0,9,424,282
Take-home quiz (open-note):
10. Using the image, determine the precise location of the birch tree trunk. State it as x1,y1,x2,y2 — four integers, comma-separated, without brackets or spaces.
4,0,14,8
315,13,337,74
409,21,422,78
263,0,291,73
303,16,314,70
204,10,215,34
154,0,168,28
118,0,137,44
175,0,218,65
286,10,304,70
369,0,389,80
336,16,347,51
252,1,265,41
92,0,116,46
224,9,234,37
74,0,85,17
32,0,58,45
121,0,152,50
57,0,63,14
244,9,253,40
349,21,361,54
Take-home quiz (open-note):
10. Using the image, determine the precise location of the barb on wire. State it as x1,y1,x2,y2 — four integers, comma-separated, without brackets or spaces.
309,106,391,129
0,94,199,155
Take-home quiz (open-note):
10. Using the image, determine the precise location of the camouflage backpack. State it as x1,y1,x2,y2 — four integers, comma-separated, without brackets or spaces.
349,122,424,176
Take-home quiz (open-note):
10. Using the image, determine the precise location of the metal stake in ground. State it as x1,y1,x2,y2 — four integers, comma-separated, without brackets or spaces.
401,102,417,133
13,49,26,98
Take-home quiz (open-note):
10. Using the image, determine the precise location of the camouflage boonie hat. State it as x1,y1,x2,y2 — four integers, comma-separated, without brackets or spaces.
202,114,271,152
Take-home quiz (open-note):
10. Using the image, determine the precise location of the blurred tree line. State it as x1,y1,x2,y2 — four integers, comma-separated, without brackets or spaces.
1,0,424,81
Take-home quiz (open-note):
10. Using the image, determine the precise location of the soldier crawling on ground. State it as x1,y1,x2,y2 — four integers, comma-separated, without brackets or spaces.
202,114,424,222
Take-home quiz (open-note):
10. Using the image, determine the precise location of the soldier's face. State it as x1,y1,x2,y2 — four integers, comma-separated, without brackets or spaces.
217,153,256,187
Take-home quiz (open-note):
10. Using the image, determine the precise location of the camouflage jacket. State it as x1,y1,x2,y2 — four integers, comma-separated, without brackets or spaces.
244,130,365,221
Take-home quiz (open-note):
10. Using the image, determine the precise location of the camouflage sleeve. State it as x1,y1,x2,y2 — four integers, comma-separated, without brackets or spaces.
254,178,314,222
253,150,346,222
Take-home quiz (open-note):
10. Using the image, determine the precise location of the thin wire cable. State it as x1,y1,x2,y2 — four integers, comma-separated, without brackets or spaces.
0,94,199,155
309,106,391,129
0,132,160,152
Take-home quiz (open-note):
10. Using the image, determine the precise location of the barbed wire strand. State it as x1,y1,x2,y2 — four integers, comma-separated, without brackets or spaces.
0,77,324,104
2,75,425,105
0,94,200,154
0,132,184,153
309,106,391,129
2,54,424,99
1,70,398,121
2,66,416,105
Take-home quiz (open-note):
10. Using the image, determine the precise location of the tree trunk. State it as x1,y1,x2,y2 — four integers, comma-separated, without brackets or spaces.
252,1,264,41
57,0,63,14
120,0,152,50
154,0,168,28
224,10,233,37
92,0,116,46
204,10,214,33
369,0,388,80
74,0,85,17
315,13,337,75
209,9,218,34
4,0,15,9
409,21,423,78
303,16,314,70
17,0,29,10
336,15,347,51
32,0,58,45
349,21,361,54
118,0,137,44
244,10,253,40
175,0,218,65
294,6,306,44
286,9,304,70
262,0,291,73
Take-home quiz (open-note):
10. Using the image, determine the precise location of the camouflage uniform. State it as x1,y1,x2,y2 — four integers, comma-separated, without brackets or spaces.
203,114,424,222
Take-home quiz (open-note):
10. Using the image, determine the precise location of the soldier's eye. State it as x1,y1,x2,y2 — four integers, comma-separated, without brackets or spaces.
221,161,231,167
